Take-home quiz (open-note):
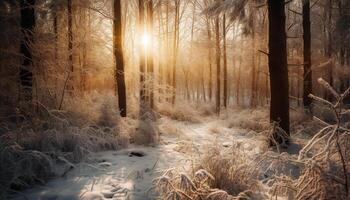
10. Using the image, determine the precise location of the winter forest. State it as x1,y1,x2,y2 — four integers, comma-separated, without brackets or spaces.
1,0,350,199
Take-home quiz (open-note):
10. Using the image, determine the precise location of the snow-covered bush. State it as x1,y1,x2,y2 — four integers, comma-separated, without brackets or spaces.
155,142,264,200
134,119,159,145
0,140,53,198
154,167,262,200
224,108,270,132
0,92,135,198
133,106,160,145
271,78,350,199
195,144,261,197
157,102,202,123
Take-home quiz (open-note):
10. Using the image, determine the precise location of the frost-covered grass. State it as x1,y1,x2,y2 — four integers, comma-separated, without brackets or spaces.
155,79,350,200
4,81,350,200
0,92,135,198
157,101,216,123
155,168,263,200
194,144,262,197
0,140,53,199
222,108,270,132
154,141,267,200
270,79,350,200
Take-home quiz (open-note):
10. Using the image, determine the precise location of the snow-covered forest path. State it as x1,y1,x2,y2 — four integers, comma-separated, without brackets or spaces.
13,117,264,200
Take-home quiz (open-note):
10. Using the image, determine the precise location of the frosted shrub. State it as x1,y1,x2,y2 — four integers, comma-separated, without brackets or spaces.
272,78,350,199
0,92,134,198
133,105,160,145
223,108,270,132
155,143,263,200
0,140,53,198
157,102,202,123
195,144,260,197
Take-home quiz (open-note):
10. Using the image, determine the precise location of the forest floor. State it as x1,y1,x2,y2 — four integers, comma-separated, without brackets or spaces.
11,111,308,200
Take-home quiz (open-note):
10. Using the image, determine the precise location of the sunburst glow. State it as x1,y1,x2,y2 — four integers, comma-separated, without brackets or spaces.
141,33,151,48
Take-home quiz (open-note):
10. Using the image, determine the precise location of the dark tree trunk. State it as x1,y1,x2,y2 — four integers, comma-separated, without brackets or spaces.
223,14,228,108
53,9,58,61
302,0,312,112
215,16,221,114
65,0,75,98
267,0,290,138
68,0,73,73
147,0,154,108
20,0,36,102
338,1,347,92
326,0,334,101
114,0,127,117
139,0,146,108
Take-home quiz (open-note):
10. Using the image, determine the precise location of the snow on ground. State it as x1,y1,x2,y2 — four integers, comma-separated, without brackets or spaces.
11,116,267,200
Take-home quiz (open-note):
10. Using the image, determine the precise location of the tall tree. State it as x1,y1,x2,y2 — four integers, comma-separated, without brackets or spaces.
326,0,333,101
171,0,180,105
165,0,171,103
67,0,73,84
139,0,147,111
250,25,257,108
157,0,164,103
267,0,290,140
302,0,312,113
190,0,196,101
147,0,154,108
114,0,127,117
215,14,221,114
20,0,36,102
223,13,228,108
206,16,213,102
52,2,58,62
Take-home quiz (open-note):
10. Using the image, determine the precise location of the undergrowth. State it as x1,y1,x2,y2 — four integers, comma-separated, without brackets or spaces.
154,142,265,200
0,93,134,198
155,78,350,200
271,78,350,199
154,168,262,200
157,101,215,123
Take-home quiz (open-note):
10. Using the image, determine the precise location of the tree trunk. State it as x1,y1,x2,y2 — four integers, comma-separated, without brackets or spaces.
114,0,127,117
171,0,180,105
338,1,347,92
215,16,221,114
157,1,163,103
223,14,228,108
236,38,243,106
201,70,206,102
165,0,171,102
267,0,290,139
147,0,154,108
139,0,147,109
206,18,213,102
250,31,256,107
302,0,312,113
67,0,74,89
53,8,58,62
20,0,36,102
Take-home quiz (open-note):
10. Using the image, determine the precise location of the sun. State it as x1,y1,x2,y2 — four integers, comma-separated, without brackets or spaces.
141,33,151,48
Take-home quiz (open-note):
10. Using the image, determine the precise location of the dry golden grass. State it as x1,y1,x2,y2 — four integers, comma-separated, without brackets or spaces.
155,142,265,200
157,102,203,123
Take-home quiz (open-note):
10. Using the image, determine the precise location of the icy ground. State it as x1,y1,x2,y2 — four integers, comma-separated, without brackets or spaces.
11,117,269,200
